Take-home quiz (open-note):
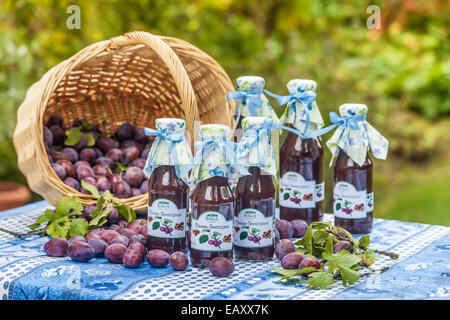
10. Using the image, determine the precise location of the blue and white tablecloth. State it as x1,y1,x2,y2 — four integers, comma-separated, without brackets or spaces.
0,201,449,300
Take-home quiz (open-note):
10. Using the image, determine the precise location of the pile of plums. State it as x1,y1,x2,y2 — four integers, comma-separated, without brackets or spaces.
273,218,356,273
43,115,152,198
274,218,321,273
43,217,189,271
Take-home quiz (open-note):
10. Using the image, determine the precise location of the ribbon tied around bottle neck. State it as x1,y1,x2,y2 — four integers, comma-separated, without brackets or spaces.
266,88,319,136
191,138,250,181
237,117,305,176
227,89,264,118
143,127,192,180
324,111,389,167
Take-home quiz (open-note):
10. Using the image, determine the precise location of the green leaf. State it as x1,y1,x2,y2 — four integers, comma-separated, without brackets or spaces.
69,219,90,237
212,231,222,238
335,203,341,211
28,209,55,230
338,265,360,287
324,236,335,253
103,190,113,201
64,127,84,146
269,265,303,279
312,230,329,244
81,180,100,198
303,225,313,254
306,271,334,289
294,237,304,247
84,133,96,147
163,219,173,225
55,196,83,217
46,217,71,238
310,221,330,230
294,247,307,254
359,235,370,249
115,162,129,172
323,251,362,273
90,206,111,227
152,221,160,230
283,193,289,200
114,204,136,223
363,249,377,266
240,231,248,241
199,234,209,244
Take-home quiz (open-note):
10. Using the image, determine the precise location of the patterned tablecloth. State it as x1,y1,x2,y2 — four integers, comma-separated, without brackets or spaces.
0,201,449,300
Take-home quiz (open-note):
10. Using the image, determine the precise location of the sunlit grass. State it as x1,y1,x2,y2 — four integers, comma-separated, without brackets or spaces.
375,157,450,226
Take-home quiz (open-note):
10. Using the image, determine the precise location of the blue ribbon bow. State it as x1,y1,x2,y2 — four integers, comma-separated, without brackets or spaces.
240,118,305,168
227,89,264,118
264,89,317,136
192,139,250,177
144,127,186,178
306,111,367,139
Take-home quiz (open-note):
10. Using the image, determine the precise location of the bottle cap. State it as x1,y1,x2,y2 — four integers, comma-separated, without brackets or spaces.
199,124,230,141
236,76,265,91
287,79,317,94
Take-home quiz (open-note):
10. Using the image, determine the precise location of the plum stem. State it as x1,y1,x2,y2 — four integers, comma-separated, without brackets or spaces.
0,226,46,237
373,249,399,260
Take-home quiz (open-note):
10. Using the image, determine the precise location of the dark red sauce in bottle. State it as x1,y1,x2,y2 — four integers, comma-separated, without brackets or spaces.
279,133,324,224
147,165,190,254
333,148,373,234
234,167,275,261
190,176,234,268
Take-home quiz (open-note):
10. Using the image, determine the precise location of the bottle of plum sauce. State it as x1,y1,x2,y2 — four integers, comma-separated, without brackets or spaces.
279,80,325,224
327,104,388,234
144,118,192,254
333,150,373,234
234,117,276,261
190,124,238,268
228,76,279,193
148,165,190,253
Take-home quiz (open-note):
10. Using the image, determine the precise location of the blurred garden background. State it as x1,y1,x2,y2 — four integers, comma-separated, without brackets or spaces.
0,0,449,225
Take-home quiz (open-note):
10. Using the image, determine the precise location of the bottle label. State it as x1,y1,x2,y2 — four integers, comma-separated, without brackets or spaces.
333,182,371,219
190,211,233,252
279,171,316,209
233,208,274,248
148,198,186,239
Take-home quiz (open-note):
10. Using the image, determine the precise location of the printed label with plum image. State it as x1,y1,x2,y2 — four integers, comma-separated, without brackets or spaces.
315,182,325,202
279,171,316,209
333,182,368,219
233,208,274,248
190,211,233,252
148,198,186,239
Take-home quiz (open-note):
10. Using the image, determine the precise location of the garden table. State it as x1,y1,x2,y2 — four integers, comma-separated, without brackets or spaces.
0,201,448,300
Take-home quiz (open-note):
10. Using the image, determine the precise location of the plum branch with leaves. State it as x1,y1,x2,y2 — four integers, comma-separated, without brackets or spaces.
271,221,399,289
0,180,136,239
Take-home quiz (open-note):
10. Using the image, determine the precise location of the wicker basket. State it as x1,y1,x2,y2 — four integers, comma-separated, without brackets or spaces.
13,31,235,210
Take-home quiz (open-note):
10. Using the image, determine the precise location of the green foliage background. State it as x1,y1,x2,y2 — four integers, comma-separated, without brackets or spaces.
0,0,449,225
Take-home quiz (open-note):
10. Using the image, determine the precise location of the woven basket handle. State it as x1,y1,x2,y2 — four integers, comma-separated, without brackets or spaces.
110,31,200,145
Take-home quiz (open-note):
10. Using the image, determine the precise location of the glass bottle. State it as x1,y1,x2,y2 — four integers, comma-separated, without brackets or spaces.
326,103,388,234
143,118,193,253
234,117,278,260
190,124,243,268
279,79,325,223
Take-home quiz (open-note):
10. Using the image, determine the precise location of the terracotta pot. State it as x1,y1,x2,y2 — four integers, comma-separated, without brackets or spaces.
0,181,31,211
